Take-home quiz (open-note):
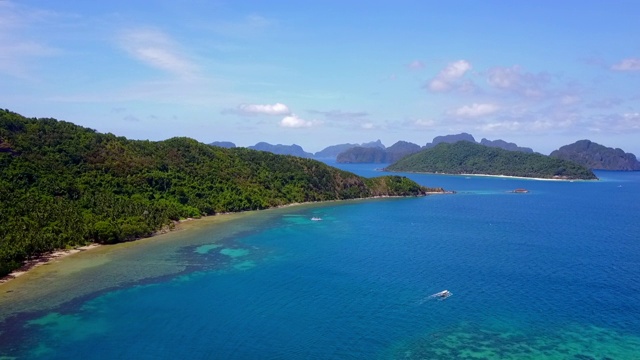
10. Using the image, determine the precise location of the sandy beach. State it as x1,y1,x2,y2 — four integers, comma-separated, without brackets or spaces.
0,244,102,285
397,171,597,181
458,173,581,181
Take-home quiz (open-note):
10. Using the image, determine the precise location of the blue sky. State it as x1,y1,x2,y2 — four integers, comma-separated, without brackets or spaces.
2,1,639,154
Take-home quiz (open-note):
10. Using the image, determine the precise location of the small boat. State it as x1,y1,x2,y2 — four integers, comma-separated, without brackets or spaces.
311,217,322,221
430,290,452,300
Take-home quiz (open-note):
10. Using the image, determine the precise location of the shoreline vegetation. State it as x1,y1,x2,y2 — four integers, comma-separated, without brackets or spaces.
386,141,598,180
1,109,439,278
0,194,445,285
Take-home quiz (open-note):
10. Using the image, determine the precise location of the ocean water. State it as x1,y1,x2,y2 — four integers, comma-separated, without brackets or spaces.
1,166,639,359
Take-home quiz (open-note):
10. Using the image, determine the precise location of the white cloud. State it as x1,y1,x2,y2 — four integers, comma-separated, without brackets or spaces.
595,112,640,133
308,109,368,120
453,103,499,118
487,66,519,89
407,60,425,70
361,122,374,129
560,95,581,105
486,66,550,98
587,97,623,109
0,2,62,79
280,114,318,128
428,78,450,92
442,60,472,78
237,102,290,115
478,121,523,132
1,41,57,57
0,1,19,29
426,60,472,92
457,103,583,136
611,58,640,71
414,119,436,127
477,116,577,134
119,28,198,79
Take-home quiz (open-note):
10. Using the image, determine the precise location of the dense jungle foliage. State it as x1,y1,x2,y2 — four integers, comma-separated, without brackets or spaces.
0,109,434,276
386,141,598,180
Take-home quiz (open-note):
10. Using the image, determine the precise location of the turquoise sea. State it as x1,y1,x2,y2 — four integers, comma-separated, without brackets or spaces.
1,165,639,359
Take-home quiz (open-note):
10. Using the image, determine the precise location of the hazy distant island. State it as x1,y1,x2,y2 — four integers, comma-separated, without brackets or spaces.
337,141,422,164
209,141,236,148
0,109,440,277
479,138,534,153
386,141,598,180
337,146,387,163
424,133,533,153
550,140,640,171
314,143,361,159
248,142,314,158
423,132,475,149
214,133,538,163
335,133,534,164
314,140,385,159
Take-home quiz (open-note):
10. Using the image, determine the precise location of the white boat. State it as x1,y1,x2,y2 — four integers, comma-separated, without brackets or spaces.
311,217,322,221
430,290,452,300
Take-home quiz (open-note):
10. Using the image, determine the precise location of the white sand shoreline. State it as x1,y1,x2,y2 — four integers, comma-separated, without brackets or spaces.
397,171,597,182
459,173,584,181
0,244,102,285
0,193,438,285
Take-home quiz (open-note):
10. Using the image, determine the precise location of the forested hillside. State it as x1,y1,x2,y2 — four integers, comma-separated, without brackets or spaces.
0,109,433,276
386,141,597,180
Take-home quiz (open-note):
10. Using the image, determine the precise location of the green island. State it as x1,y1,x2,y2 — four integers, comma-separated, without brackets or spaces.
0,109,440,277
385,141,598,180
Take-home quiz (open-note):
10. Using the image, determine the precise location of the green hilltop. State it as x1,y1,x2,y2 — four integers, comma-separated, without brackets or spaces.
0,109,436,276
386,141,598,180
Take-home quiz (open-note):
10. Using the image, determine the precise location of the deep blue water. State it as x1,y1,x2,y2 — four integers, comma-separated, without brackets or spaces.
1,166,639,359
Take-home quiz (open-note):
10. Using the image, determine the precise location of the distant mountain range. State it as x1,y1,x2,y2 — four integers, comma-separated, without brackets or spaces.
550,140,640,171
209,136,638,171
424,133,476,148
424,133,533,152
209,141,236,148
337,133,533,164
248,142,314,158
314,140,385,158
337,141,421,164
479,138,533,153
208,135,533,161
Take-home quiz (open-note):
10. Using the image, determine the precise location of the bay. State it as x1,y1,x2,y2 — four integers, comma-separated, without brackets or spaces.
1,165,639,359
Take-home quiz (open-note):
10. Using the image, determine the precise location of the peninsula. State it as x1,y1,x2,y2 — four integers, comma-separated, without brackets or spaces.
385,141,597,180
0,109,438,277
